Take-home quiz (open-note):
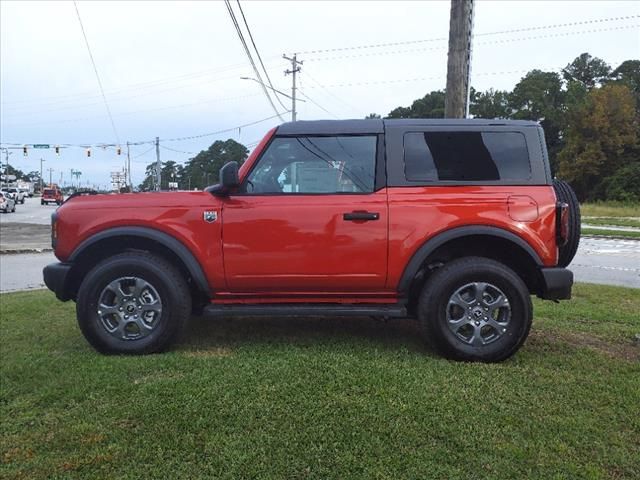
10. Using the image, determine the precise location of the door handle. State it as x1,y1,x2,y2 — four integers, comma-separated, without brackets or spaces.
343,211,379,221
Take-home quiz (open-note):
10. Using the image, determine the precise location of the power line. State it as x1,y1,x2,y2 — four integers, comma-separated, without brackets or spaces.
3,92,264,128
298,14,639,55
297,88,339,119
307,24,639,62
0,59,279,108
131,146,156,159
235,0,288,111
161,112,285,143
160,145,197,155
224,0,285,121
1,112,285,149
72,1,120,144
303,70,361,114
1,71,264,117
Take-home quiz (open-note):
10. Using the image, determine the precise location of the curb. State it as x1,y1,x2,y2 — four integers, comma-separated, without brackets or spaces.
0,248,54,255
581,234,640,242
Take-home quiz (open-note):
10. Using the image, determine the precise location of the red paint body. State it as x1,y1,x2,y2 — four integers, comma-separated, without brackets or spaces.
54,127,559,304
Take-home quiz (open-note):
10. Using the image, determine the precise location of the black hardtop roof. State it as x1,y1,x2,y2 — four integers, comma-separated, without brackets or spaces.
276,118,539,135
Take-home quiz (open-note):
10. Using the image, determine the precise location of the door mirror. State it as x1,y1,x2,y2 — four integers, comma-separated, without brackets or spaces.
206,161,240,196
220,161,240,189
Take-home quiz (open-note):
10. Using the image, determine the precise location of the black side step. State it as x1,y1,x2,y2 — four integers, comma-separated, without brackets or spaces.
202,303,407,318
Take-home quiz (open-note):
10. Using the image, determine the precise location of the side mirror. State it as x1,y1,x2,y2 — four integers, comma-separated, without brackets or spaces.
220,161,240,189
205,161,239,196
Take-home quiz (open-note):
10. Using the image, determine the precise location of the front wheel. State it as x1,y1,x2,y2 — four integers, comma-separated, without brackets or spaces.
418,257,532,362
76,252,192,354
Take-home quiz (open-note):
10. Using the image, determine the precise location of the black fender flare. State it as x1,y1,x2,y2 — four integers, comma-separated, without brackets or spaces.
69,226,211,296
397,225,543,294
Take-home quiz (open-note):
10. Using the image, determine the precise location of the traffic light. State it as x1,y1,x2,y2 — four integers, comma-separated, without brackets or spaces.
116,146,121,155
86,148,91,157
55,146,60,156
23,146,28,156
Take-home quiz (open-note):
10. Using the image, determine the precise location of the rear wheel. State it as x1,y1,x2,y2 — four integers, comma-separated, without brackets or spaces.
76,252,191,354
418,257,532,362
553,179,581,267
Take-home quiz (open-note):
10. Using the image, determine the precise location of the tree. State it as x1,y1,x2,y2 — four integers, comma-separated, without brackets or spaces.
138,162,158,191
182,139,249,190
557,83,638,201
609,60,640,103
562,53,611,90
386,90,445,118
470,87,510,119
509,70,566,171
1,164,26,180
364,113,381,119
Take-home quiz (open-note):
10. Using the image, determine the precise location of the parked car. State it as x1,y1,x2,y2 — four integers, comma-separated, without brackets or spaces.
43,119,580,362
41,187,63,205
0,192,16,213
7,187,25,204
18,187,33,198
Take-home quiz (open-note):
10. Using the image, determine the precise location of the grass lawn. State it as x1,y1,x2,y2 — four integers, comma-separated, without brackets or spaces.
581,228,640,240
1,286,639,479
580,201,640,218
583,217,640,229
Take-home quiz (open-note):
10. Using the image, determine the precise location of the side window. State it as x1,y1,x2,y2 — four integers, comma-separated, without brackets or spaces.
245,135,377,194
403,131,531,182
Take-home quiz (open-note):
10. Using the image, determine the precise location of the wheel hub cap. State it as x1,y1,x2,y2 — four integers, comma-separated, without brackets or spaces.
446,282,511,346
97,277,163,341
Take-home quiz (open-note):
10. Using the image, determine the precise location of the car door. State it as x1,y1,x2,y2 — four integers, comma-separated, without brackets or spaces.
221,134,388,293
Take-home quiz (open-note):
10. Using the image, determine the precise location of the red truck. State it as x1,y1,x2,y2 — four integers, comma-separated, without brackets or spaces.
44,119,579,362
41,186,64,206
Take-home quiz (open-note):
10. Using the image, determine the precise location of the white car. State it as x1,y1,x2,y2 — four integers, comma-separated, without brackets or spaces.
7,187,25,204
0,192,16,213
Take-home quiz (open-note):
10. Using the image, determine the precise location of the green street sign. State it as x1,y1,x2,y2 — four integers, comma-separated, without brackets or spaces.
33,144,50,149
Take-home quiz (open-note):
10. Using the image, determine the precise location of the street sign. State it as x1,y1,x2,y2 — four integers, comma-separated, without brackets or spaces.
33,144,50,149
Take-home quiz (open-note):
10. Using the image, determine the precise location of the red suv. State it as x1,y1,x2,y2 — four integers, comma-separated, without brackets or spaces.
41,187,63,206
43,119,579,362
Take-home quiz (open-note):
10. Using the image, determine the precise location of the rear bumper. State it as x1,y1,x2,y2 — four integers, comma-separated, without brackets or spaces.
43,262,73,301
538,267,573,300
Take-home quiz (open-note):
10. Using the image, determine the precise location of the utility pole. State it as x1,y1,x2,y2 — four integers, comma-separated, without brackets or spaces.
284,54,303,122
2,149,12,189
40,158,45,192
444,0,475,118
126,141,132,190
155,137,161,191
48,167,54,186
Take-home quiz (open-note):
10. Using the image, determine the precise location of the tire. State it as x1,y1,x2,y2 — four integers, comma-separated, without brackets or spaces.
418,257,532,363
11,205,16,212
76,252,192,354
553,179,581,268
41,201,45,206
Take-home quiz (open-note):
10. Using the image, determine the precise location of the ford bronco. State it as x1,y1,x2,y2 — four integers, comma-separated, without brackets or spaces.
43,119,580,362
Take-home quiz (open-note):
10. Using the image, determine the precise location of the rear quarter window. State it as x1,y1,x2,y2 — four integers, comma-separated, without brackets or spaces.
403,131,531,182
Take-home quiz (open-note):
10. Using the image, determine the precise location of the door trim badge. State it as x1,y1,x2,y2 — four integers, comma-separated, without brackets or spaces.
203,210,218,223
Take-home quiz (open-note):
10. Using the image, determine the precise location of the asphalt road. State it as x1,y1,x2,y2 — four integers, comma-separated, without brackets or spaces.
1,238,638,293
0,195,58,225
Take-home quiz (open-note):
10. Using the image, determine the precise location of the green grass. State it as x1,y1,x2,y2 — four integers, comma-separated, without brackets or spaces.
580,201,640,218
582,228,640,239
583,217,640,228
1,286,639,479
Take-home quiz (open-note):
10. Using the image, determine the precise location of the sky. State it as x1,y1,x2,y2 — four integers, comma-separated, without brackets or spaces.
1,0,638,188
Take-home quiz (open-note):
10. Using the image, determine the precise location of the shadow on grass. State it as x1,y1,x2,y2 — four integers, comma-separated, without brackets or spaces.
177,314,431,355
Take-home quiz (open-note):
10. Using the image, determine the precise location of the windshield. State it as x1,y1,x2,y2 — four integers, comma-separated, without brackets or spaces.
44,189,55,195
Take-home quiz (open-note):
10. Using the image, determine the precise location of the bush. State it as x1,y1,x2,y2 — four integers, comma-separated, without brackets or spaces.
599,162,640,202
